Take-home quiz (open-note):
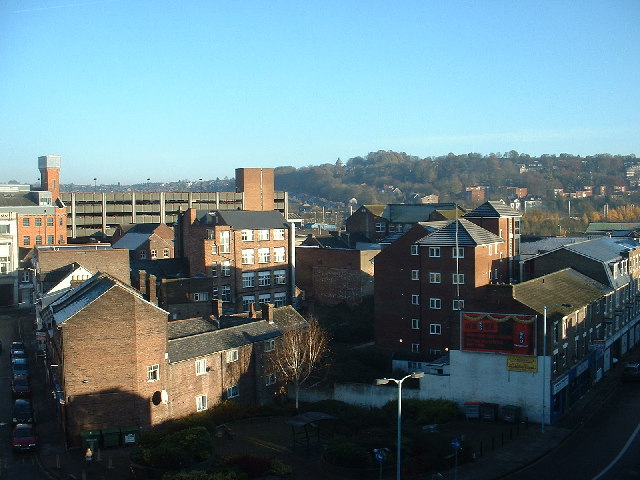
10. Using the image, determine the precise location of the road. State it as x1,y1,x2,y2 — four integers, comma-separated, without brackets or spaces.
0,309,50,479
508,378,640,480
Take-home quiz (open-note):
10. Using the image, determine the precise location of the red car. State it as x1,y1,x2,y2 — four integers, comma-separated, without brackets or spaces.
12,375,31,398
12,423,37,452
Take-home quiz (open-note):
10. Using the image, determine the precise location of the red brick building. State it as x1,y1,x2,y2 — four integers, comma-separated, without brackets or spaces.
111,223,175,261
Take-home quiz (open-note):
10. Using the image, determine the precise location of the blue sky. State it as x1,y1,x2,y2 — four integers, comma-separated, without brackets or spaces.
1,1,638,185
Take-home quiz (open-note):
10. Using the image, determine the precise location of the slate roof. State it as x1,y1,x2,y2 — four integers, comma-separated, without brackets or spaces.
417,219,504,246
168,317,217,340
519,236,586,259
41,262,84,288
0,192,37,207
385,203,460,223
561,236,637,263
118,223,166,235
464,200,520,218
112,233,151,250
167,306,307,363
195,210,289,229
130,258,189,279
585,222,640,234
361,205,386,217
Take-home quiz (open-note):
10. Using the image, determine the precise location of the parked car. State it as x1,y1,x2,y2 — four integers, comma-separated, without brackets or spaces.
12,375,31,398
10,349,26,361
623,362,640,382
11,358,28,377
11,341,25,354
12,399,33,424
12,423,37,451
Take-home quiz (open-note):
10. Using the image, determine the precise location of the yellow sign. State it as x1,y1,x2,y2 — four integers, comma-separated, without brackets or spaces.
507,355,538,373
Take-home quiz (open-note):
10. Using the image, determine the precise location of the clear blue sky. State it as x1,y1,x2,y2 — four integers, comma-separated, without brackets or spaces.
1,0,638,185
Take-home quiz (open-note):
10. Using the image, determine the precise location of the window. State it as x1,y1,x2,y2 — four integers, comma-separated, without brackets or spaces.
488,244,493,256
139,250,146,260
242,272,255,288
453,299,465,310
59,235,64,244
211,262,218,277
163,248,170,258
265,339,275,352
193,292,209,302
258,247,270,263
151,249,157,259
242,249,255,265
241,229,254,241
273,229,285,240
221,285,231,301
23,236,30,246
257,229,269,241
196,395,207,411
265,373,276,386
429,298,442,309
411,294,420,305
47,235,54,245
429,247,440,258
35,235,42,245
452,247,464,258
274,247,286,263
258,293,271,304
59,217,63,226
0,224,9,234
242,295,255,311
274,270,286,285
429,272,441,283
220,231,230,253
147,364,159,382
452,273,465,284
21,271,30,283
212,287,218,299
258,271,271,286
411,270,419,281
35,218,42,227
411,245,419,255
47,217,54,226
221,260,231,276
226,350,239,363
429,323,442,335
411,318,420,329
211,243,218,254
274,292,286,307
375,222,386,233
22,218,30,227
195,359,207,376
227,384,239,398
411,343,420,353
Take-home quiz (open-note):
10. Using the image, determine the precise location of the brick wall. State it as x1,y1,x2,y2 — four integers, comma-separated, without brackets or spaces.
16,209,67,248
37,248,131,285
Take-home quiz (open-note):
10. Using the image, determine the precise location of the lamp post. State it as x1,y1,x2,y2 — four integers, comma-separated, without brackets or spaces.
376,371,425,480
541,303,571,433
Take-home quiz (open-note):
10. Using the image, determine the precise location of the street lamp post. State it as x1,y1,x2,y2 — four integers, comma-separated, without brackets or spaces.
376,372,425,480
541,303,571,433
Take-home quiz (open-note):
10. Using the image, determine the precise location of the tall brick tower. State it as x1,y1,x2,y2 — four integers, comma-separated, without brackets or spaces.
235,167,275,211
38,155,61,202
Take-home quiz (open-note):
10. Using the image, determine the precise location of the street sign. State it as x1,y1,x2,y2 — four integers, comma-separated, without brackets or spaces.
373,448,388,463
451,438,462,450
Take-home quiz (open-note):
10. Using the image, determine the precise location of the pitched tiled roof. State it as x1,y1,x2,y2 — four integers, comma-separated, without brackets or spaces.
168,317,217,340
561,236,637,262
464,200,520,218
196,210,289,229
585,222,640,233
386,203,459,223
167,306,307,363
112,233,150,250
417,219,504,246
361,205,386,217
0,192,37,207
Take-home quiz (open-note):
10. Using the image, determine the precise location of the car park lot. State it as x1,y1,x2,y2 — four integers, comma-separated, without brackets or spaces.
12,423,37,452
622,362,640,382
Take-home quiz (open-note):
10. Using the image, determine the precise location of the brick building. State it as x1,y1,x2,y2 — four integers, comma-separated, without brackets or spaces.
111,223,175,261
41,273,307,446
175,209,295,314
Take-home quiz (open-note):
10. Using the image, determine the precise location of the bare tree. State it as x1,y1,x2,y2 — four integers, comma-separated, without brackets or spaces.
268,317,329,410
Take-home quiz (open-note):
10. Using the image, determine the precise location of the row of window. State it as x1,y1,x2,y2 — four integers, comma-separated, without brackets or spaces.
242,270,287,288
23,235,64,246
241,229,286,241
410,245,464,258
411,295,464,310
411,271,465,284
139,248,170,260
241,247,286,264
242,292,287,310
410,319,442,334
21,217,63,227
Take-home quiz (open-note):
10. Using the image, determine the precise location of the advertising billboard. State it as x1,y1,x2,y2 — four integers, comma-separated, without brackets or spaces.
461,312,537,355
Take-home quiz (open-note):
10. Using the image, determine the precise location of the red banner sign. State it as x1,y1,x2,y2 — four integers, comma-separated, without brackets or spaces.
461,312,537,355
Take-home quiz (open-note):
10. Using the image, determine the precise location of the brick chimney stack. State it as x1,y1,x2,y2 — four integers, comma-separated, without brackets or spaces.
249,302,257,318
147,274,157,305
262,303,274,324
212,299,223,318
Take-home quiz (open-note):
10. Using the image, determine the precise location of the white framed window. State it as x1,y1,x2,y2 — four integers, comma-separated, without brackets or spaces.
411,270,419,281
265,373,276,386
241,229,254,241
274,270,286,285
242,295,255,311
35,218,42,227
227,384,239,398
193,292,209,302
47,217,54,226
258,271,271,286
151,249,157,259
411,294,420,305
242,272,255,288
221,285,231,301
375,222,386,232
274,247,286,263
273,229,285,240
147,364,159,382
258,229,269,241
452,299,465,310
139,250,146,260
21,271,31,283
452,273,465,285
274,291,286,307
258,293,271,304
195,359,207,376
220,231,230,253
488,244,493,256
242,248,255,265
163,248,170,258
429,272,441,283
211,262,218,277
411,318,420,329
47,235,54,245
429,298,441,309
226,350,239,363
258,247,270,263
411,244,419,255
429,323,442,335
212,287,218,299
221,260,231,276
23,236,30,246
411,343,420,353
429,247,440,258
22,218,30,226
452,247,464,258
265,339,275,352
196,394,207,412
